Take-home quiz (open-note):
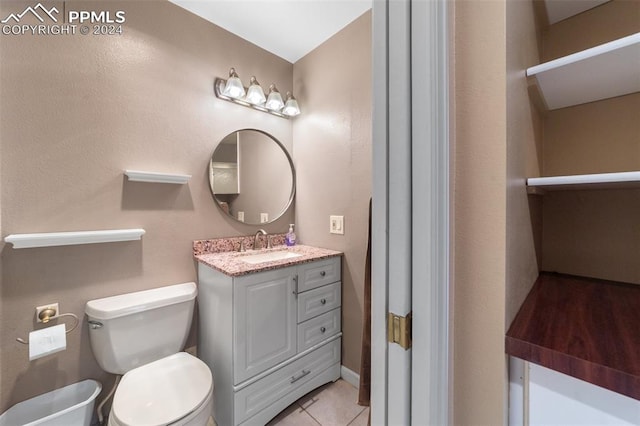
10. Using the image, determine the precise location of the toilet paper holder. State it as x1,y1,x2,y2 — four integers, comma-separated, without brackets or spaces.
16,309,80,344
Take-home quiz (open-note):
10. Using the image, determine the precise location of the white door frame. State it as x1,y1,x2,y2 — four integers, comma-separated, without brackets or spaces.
371,0,450,424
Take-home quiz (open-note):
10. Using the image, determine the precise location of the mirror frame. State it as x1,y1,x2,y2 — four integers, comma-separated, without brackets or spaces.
209,128,296,225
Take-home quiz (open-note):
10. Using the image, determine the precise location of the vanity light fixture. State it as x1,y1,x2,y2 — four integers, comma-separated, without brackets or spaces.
245,77,266,105
213,68,300,119
282,92,300,117
265,84,285,111
222,68,245,99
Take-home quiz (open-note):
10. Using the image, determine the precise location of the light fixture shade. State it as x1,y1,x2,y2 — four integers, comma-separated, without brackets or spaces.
265,84,284,111
245,76,266,105
282,92,301,116
222,68,246,99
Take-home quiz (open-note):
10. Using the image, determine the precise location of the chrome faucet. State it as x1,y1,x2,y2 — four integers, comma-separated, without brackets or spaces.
253,229,271,250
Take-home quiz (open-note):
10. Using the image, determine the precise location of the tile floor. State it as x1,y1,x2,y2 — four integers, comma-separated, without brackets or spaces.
267,379,369,426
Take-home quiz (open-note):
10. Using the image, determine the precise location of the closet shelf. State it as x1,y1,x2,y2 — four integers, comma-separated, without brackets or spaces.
506,273,640,401
124,170,191,184
527,171,640,192
4,229,146,249
543,0,610,25
527,32,640,110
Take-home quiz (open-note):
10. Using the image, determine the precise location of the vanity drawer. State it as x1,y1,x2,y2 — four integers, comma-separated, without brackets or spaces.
234,338,341,425
297,257,341,292
297,308,341,352
297,281,341,323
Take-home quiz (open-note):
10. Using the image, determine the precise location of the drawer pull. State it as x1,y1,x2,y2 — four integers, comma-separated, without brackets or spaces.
320,271,326,277
290,369,311,383
320,327,326,333
320,298,327,305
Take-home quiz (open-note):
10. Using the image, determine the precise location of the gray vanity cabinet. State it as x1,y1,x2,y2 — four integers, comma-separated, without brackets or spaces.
198,256,342,426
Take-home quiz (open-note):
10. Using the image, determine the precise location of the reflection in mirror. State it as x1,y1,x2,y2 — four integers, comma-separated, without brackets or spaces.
209,129,295,225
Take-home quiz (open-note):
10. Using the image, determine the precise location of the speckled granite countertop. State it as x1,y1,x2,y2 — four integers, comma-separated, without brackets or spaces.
195,244,342,277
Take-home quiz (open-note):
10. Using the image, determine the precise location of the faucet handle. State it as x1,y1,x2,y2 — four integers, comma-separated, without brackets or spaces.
267,235,273,249
238,240,246,252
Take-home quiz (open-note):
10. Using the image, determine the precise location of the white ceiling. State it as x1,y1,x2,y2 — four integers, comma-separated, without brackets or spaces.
169,0,372,63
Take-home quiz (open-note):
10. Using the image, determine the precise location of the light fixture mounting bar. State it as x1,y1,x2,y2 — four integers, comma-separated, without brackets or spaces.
214,78,290,119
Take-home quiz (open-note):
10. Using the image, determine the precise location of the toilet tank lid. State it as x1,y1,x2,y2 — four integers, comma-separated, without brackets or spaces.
85,282,197,320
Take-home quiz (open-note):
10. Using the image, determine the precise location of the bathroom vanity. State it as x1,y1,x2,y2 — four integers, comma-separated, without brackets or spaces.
195,244,342,426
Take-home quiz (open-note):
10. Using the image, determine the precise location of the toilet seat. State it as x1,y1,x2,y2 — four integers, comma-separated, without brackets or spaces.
111,352,213,426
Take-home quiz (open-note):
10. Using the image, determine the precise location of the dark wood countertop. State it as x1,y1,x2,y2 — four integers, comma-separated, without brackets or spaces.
506,272,640,400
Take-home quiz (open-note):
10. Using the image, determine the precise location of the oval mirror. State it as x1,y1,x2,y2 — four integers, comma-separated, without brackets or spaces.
209,129,295,225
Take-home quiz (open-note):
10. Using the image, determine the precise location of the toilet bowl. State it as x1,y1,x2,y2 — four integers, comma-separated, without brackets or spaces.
86,282,213,426
108,353,212,426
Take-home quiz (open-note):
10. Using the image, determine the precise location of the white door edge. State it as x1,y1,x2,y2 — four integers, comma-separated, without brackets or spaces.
372,0,451,425
410,0,451,425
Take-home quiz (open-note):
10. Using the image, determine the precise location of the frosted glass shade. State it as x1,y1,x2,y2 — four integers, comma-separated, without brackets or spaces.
245,77,266,105
282,92,300,116
222,68,245,99
265,84,284,111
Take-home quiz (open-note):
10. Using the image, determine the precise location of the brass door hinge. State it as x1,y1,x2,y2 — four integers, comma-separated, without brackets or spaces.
387,311,412,350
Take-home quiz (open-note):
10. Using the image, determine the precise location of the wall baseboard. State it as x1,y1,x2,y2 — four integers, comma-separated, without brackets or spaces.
341,365,360,390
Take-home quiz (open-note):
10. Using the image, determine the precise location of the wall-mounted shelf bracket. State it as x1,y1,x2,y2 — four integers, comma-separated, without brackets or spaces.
527,186,546,196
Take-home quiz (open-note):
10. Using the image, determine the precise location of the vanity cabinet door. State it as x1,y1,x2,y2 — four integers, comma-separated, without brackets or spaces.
234,267,297,385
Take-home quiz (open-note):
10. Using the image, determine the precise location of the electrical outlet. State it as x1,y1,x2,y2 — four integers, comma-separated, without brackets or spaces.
36,303,59,323
237,211,245,222
260,213,269,223
330,215,344,235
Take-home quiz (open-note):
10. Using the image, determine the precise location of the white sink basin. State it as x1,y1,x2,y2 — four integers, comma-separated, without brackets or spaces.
240,250,302,265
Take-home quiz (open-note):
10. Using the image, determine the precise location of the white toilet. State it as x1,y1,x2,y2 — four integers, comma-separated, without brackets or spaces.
85,282,214,426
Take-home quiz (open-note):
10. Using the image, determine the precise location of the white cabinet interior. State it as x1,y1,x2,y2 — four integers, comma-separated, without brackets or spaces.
509,1,640,423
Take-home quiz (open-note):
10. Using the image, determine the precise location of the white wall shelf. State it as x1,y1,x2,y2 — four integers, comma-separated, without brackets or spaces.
527,32,640,110
4,229,146,249
543,0,610,25
124,170,191,184
527,171,640,192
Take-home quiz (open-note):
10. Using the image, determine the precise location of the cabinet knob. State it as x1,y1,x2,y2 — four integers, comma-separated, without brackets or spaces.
320,298,326,305
320,327,326,333
320,271,326,277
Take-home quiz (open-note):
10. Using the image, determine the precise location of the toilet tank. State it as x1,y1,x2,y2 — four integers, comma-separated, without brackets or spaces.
85,282,197,375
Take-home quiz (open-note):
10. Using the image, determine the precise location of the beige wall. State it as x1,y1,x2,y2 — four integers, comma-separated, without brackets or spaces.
540,0,640,284
453,1,508,424
505,0,543,329
541,96,640,285
542,189,640,283
0,0,295,411
543,94,640,176
292,12,371,374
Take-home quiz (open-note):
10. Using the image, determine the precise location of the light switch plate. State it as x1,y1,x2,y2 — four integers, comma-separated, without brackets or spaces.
330,215,344,235
260,213,269,223
237,211,244,222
